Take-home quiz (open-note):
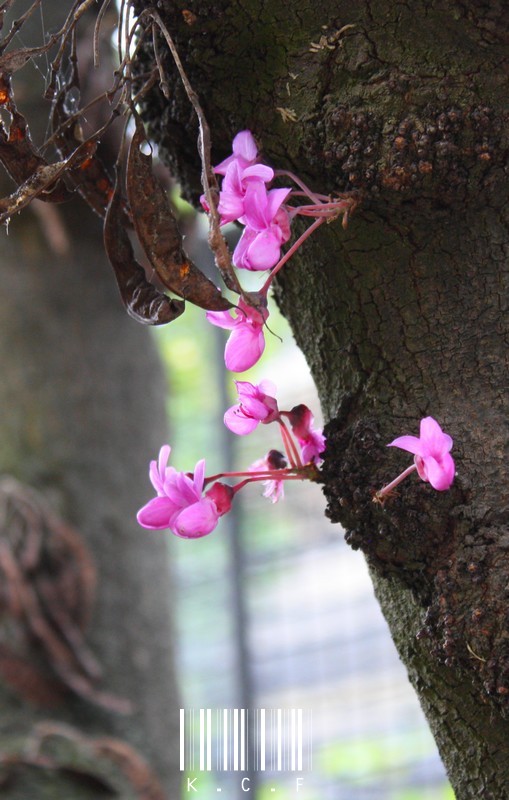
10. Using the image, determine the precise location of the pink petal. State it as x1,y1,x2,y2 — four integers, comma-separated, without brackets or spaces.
149,445,173,494
265,187,291,220
273,207,291,242
206,309,236,330
193,459,206,494
218,191,245,224
224,405,260,435
222,161,243,193
387,434,423,455
419,415,443,441
232,130,257,161
424,453,456,491
258,379,277,397
420,416,453,456
242,164,274,183
235,380,257,398
173,498,219,538
414,454,427,481
441,433,454,453
214,154,235,176
262,479,284,503
233,226,257,269
165,472,200,506
158,445,171,476
214,131,259,175
240,395,273,420
244,229,282,271
149,460,164,494
224,325,265,372
243,183,271,230
300,431,326,464
137,496,179,530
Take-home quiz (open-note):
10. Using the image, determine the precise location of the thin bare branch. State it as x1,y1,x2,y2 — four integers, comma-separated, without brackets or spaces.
0,0,41,53
142,8,243,296
93,0,112,68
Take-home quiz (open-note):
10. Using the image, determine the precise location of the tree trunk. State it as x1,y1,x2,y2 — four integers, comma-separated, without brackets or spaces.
136,1,509,796
0,188,181,797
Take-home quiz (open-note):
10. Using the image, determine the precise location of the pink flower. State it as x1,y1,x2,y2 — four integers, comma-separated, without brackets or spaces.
287,405,326,465
206,298,269,372
214,130,259,176
137,446,231,537
224,380,279,434
233,183,292,271
203,131,275,223
388,416,455,491
249,449,287,503
216,160,275,224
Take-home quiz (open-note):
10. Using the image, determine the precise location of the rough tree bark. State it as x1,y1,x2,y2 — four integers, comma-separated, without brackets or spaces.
135,1,509,797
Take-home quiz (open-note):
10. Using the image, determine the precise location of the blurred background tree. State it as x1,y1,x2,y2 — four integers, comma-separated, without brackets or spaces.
0,1,181,796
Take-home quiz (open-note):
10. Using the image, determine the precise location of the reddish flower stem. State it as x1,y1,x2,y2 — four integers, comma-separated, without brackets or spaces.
232,474,307,494
375,463,417,501
289,190,333,203
274,169,322,204
278,419,303,468
261,216,326,296
290,201,352,217
204,466,305,484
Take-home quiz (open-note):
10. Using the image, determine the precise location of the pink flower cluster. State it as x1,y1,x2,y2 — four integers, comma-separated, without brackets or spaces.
137,129,457,546
137,445,233,538
225,381,326,467
137,382,326,537
210,131,292,271
138,414,457,537
204,130,355,374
